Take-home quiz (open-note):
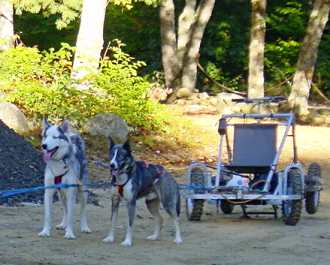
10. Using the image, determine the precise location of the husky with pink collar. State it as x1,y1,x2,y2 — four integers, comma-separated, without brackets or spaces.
38,119,91,239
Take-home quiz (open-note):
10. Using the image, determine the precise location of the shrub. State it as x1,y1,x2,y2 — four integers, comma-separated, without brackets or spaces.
0,42,164,129
93,40,162,128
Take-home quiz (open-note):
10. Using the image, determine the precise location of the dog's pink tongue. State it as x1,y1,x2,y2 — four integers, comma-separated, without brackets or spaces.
43,151,52,162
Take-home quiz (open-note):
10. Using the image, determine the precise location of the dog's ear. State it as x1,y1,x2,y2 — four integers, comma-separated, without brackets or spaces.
109,136,115,150
59,120,69,133
42,118,50,130
123,139,131,153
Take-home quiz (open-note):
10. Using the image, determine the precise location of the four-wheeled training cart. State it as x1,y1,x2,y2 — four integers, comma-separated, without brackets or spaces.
185,96,322,225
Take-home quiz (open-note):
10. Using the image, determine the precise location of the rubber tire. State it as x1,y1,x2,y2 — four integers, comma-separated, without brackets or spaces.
305,163,321,214
220,200,234,214
186,169,205,221
282,168,303,226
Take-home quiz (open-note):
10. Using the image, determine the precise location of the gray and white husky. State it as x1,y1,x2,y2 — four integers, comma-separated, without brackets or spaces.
38,119,91,239
103,138,183,246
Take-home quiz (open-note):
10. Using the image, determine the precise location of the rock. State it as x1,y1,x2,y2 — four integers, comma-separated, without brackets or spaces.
198,92,209,100
183,104,218,115
189,93,200,102
265,103,279,113
312,116,326,126
84,113,129,143
216,92,244,114
177,87,192,98
208,97,218,106
0,102,30,134
149,87,172,102
189,92,211,105
176,99,189,105
325,116,330,126
234,102,252,113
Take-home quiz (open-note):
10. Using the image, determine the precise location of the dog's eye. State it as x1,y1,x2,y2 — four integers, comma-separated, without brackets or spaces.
53,136,59,139
118,153,126,160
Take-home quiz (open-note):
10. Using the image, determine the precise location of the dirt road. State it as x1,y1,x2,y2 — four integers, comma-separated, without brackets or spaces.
0,116,329,265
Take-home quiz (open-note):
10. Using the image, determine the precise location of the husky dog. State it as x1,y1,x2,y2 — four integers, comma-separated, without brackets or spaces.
38,119,91,239
103,138,183,246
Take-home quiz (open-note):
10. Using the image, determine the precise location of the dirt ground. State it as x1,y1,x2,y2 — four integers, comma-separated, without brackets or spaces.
1,114,330,265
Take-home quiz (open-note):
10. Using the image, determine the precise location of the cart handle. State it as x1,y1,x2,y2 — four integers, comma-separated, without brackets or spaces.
232,96,287,104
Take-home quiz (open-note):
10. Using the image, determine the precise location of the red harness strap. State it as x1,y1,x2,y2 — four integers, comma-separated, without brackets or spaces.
54,170,69,189
55,175,63,185
118,185,124,197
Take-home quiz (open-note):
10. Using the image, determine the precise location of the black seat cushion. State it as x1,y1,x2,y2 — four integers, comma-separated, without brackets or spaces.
229,124,277,172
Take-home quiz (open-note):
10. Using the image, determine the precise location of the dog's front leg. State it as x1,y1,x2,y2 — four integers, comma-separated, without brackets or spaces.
38,188,55,237
79,188,91,233
64,187,77,239
121,200,136,247
103,192,121,243
56,190,67,230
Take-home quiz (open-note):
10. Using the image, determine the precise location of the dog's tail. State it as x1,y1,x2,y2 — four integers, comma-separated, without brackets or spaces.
176,185,181,217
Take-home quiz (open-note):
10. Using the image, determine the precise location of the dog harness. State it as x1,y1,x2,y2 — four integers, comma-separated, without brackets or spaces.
114,161,165,197
54,170,69,189
117,185,124,197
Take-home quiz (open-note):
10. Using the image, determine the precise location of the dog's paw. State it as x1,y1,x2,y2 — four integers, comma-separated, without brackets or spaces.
56,224,66,230
38,229,50,237
103,235,115,243
120,239,132,247
174,237,183,244
64,230,76,240
146,234,160,241
81,226,91,233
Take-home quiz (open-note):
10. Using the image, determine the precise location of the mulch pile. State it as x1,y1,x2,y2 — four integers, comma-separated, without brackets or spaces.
0,120,99,206
0,120,44,206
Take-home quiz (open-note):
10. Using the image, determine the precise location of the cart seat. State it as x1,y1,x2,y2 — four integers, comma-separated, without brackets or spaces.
225,123,277,174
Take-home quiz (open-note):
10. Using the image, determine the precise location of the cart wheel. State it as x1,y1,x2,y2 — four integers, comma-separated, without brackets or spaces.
186,168,205,221
282,168,303,226
305,163,321,214
220,200,235,214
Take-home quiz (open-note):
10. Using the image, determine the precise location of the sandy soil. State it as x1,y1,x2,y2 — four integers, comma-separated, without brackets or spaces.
1,114,330,265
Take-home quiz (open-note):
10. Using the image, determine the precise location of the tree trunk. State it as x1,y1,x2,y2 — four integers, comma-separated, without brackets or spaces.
180,0,215,95
71,0,107,88
248,0,266,99
0,0,14,51
160,0,215,101
176,0,197,73
159,0,177,89
288,0,330,115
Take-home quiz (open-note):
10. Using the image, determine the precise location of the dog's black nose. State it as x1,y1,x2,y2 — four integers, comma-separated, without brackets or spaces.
110,163,116,169
42,144,48,150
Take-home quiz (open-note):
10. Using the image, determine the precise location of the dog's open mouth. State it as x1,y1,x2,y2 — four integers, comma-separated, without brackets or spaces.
42,146,59,162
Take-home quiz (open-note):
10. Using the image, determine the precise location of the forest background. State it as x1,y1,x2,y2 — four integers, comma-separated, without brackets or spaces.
0,0,329,132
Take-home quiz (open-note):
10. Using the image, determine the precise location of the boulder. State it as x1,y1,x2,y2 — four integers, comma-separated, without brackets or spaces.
84,113,129,143
208,97,218,106
198,92,210,100
216,92,244,114
176,87,192,98
312,115,326,126
149,87,172,102
325,115,330,126
0,102,30,134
